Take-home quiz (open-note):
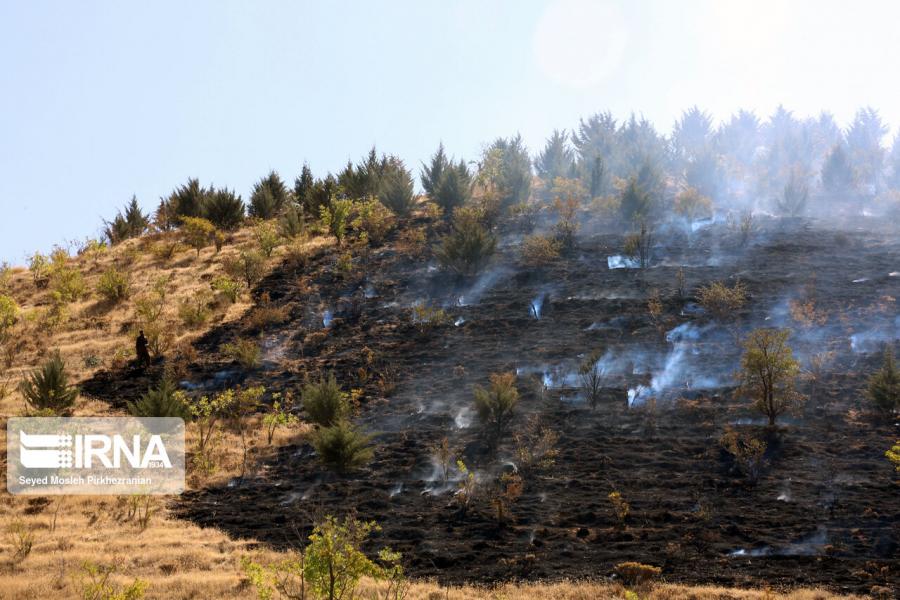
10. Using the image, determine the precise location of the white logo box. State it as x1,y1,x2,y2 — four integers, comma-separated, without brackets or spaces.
7,417,184,495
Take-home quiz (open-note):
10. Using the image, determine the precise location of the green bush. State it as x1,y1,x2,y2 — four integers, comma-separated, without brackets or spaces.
320,198,354,246
352,198,394,245
312,420,373,474
180,216,217,256
49,251,87,303
221,338,261,369
96,268,131,304
473,372,519,450
278,204,306,239
253,221,281,258
302,372,349,427
19,351,79,414
28,252,50,287
211,275,241,303
177,293,212,328
223,247,266,290
868,347,899,414
0,294,18,341
127,380,192,420
435,208,496,277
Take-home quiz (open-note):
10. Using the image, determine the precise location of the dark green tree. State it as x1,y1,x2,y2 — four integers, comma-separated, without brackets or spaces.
104,196,149,244
821,144,856,196
867,347,899,415
19,351,79,414
249,171,289,219
535,129,574,183
293,163,315,209
421,142,449,197
167,178,211,220
433,160,472,216
204,188,245,231
379,160,416,217
127,379,192,420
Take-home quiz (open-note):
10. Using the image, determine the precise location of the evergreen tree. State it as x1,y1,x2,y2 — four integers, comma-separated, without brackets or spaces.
104,196,149,244
867,347,899,414
845,107,887,192
433,160,472,216
249,171,289,218
293,163,315,208
421,142,449,197
589,156,607,198
19,351,79,414
379,160,416,217
821,144,856,195
478,135,532,209
204,188,245,231
128,379,192,420
168,178,210,220
535,129,574,183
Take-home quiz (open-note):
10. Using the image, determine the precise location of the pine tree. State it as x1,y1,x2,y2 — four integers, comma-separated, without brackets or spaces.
867,347,900,414
204,188,245,231
19,351,79,414
821,144,856,195
128,379,192,420
249,171,289,219
421,142,449,197
434,160,472,216
535,129,574,183
379,161,416,217
293,163,315,208
168,178,210,220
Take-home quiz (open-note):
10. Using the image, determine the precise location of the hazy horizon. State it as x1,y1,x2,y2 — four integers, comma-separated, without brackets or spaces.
3,0,900,265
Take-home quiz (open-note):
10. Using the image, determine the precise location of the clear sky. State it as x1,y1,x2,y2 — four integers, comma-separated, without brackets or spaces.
3,0,900,265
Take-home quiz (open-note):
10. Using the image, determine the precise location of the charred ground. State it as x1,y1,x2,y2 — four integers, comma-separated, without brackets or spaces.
85,216,900,594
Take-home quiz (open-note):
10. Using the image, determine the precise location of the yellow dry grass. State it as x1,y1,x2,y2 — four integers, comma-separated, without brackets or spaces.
0,227,868,599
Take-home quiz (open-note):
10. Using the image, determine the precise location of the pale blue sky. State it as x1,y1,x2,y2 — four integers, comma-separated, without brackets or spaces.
3,0,900,264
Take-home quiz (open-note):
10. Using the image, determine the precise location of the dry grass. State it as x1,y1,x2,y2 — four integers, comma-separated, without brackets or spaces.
0,226,866,599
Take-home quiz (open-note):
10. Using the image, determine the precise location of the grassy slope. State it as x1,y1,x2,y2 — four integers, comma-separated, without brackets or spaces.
0,225,866,599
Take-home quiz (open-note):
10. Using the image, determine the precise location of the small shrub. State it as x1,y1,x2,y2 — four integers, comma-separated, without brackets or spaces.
221,338,261,369
410,304,451,334
623,220,653,268
776,170,808,217
49,258,87,303
320,198,354,246
278,204,306,239
0,294,19,342
513,415,560,475
312,420,373,474
614,561,661,587
553,195,579,253
887,441,900,471
223,247,266,290
19,351,78,415
436,208,497,277
520,234,560,267
244,304,290,331
180,216,217,256
455,459,477,513
608,490,630,525
211,275,241,303
253,220,281,258
720,427,767,483
697,280,747,320
29,252,50,287
737,328,802,426
674,187,713,224
867,347,899,415
150,238,181,262
127,380,191,420
352,198,394,244
302,372,349,427
74,561,148,600
189,391,235,473
473,372,519,450
579,350,603,409
263,394,298,444
96,268,131,304
177,293,212,328
6,519,35,565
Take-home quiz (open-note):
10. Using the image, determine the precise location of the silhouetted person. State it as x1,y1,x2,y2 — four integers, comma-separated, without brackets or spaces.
135,330,151,368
